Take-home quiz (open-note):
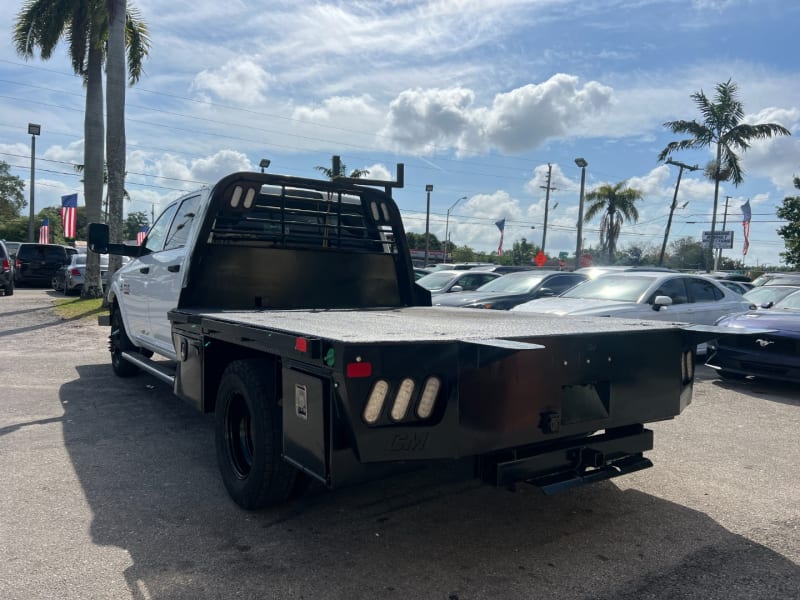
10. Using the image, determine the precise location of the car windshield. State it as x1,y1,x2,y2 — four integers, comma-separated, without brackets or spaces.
562,275,656,302
476,272,548,293
774,290,800,311
416,272,457,291
743,286,798,305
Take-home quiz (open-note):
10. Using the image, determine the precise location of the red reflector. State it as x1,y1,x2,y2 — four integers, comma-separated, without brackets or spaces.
294,337,308,353
346,362,372,378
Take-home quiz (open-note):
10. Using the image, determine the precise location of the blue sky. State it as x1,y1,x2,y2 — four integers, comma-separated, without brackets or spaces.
1,0,798,267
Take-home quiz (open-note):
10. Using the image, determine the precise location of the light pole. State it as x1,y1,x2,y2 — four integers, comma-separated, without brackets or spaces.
424,185,434,266
444,196,467,263
259,158,271,173
27,123,41,242
574,157,588,269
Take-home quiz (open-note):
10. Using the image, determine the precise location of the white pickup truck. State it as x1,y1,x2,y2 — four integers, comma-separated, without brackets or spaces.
90,161,715,510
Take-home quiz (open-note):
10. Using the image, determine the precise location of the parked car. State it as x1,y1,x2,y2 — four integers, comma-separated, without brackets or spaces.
750,272,800,287
413,267,432,280
13,243,73,287
717,279,751,295
742,284,800,309
0,240,14,296
706,288,800,383
469,264,536,274
54,254,119,294
425,262,495,272
575,265,676,279
512,271,754,326
416,269,501,295
432,270,586,310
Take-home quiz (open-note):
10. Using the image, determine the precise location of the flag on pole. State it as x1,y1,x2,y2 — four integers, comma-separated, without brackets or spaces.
741,200,751,256
39,218,50,244
136,225,148,245
61,193,78,238
495,218,506,256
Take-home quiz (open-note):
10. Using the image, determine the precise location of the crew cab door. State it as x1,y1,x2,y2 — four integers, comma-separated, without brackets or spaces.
147,195,201,351
120,202,178,347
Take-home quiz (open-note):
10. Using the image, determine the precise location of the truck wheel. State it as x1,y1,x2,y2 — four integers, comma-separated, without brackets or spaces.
215,359,298,510
110,309,139,377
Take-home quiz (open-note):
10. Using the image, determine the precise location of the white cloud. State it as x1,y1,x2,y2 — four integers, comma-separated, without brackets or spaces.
380,74,614,155
192,57,274,105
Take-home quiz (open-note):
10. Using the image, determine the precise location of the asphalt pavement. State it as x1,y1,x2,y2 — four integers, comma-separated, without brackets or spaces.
1,288,798,599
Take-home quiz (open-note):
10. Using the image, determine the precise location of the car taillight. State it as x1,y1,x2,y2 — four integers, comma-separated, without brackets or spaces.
70,268,81,276
1,259,8,270
16,258,22,269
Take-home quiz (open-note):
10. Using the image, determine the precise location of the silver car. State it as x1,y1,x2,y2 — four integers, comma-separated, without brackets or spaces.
512,270,754,325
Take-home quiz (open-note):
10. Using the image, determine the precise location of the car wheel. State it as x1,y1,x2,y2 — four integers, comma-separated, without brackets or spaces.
3,281,13,296
110,308,139,377
215,358,300,510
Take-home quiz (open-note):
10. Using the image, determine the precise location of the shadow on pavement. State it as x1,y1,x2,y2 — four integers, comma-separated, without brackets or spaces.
60,364,800,600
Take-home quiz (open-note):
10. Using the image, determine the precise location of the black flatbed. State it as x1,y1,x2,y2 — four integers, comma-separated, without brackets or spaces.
173,305,692,344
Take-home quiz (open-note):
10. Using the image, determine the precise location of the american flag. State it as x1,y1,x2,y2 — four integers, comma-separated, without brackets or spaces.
136,225,148,245
741,199,751,256
39,218,50,244
495,218,506,256
61,193,78,238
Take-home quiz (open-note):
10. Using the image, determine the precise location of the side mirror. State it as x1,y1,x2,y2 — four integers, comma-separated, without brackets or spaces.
760,301,774,309
450,285,464,293
653,295,672,311
88,223,109,254
537,287,555,298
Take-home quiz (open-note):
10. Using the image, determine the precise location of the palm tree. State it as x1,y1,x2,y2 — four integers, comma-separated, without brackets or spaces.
106,1,150,284
14,0,149,298
583,182,643,262
314,162,370,179
658,79,791,271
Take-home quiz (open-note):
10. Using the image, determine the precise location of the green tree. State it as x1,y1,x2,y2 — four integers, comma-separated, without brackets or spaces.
510,237,537,266
14,0,150,298
0,161,26,220
582,182,643,262
124,210,149,240
314,161,369,179
664,237,705,270
658,79,791,271
777,176,800,268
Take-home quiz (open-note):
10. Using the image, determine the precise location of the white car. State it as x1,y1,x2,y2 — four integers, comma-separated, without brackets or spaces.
512,270,755,326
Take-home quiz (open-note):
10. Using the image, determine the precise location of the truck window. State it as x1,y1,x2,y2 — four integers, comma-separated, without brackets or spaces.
144,203,179,253
164,196,201,251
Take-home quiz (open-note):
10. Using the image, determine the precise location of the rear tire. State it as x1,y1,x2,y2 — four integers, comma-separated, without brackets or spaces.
215,358,299,510
3,281,13,296
110,308,139,377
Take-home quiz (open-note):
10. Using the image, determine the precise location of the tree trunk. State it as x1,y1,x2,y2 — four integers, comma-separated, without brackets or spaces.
707,142,723,273
106,0,127,294
82,41,105,300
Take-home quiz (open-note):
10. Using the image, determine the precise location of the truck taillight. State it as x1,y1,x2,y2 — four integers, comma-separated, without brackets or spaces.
1,259,8,270
390,378,415,420
417,377,441,418
364,380,389,423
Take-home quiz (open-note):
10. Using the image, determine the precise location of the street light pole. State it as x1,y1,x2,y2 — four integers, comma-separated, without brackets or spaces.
444,195,467,263
27,123,41,242
424,184,434,266
574,158,588,269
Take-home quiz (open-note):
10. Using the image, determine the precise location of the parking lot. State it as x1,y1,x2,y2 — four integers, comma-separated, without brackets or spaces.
1,288,798,599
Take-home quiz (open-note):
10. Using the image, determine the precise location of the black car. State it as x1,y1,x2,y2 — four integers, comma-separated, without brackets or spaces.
0,241,14,296
432,270,587,310
14,243,73,287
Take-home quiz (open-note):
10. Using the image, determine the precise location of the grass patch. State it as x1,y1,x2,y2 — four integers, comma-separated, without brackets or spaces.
52,296,108,321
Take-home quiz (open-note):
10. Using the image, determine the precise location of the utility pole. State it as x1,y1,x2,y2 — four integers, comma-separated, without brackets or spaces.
539,163,556,254
659,159,699,266
424,184,433,266
715,195,731,271
574,158,588,270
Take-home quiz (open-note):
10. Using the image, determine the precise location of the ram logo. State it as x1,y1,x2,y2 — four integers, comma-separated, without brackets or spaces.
755,338,774,348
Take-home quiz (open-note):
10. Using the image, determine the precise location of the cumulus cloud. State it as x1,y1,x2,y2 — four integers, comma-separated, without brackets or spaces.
192,57,274,105
380,74,614,155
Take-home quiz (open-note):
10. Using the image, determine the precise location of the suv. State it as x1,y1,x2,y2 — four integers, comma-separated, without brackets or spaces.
0,241,13,296
14,243,73,287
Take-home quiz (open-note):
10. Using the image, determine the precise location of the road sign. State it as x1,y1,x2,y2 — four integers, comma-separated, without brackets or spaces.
534,251,547,267
558,251,569,259
702,230,734,249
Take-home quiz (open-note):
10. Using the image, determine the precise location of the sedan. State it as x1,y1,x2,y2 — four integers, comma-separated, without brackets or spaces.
432,270,586,310
706,289,800,383
416,269,501,295
512,271,754,326
742,285,800,309
54,254,111,295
